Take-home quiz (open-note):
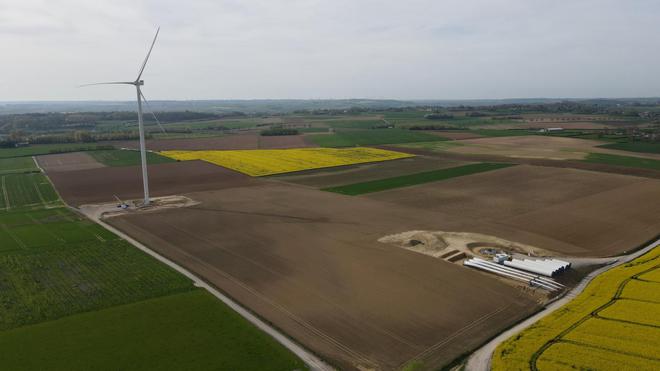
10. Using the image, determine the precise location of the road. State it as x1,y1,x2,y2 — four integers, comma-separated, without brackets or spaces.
464,237,660,371
79,202,332,371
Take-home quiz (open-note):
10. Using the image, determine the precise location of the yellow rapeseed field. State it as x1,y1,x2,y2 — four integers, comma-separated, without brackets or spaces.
492,246,660,371
161,147,414,176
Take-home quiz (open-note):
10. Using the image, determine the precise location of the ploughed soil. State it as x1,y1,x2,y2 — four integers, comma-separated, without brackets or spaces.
48,160,257,206
273,156,470,188
107,183,540,370
37,152,105,172
367,165,660,257
107,133,314,151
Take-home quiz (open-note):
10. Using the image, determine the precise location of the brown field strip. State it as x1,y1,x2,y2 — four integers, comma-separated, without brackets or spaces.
48,160,257,206
107,183,540,370
37,152,106,172
367,165,660,257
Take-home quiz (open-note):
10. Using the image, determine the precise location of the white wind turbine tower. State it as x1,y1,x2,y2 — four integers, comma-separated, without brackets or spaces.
82,27,161,206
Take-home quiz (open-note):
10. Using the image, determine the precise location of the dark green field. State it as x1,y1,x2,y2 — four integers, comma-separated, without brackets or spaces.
0,157,39,175
598,141,660,154
0,173,62,211
323,163,515,195
0,290,305,371
309,129,445,147
0,144,112,159
88,149,175,167
583,153,660,170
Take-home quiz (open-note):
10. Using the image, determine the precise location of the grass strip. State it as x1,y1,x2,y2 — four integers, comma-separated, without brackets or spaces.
323,162,515,195
89,149,175,167
583,153,660,170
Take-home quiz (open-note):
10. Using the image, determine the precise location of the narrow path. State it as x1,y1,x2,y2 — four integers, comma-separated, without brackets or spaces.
79,203,332,371
464,237,660,371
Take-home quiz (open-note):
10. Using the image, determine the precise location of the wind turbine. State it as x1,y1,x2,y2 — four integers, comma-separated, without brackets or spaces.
82,27,160,206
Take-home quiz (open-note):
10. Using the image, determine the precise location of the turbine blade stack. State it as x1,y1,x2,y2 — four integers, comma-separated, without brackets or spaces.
136,27,160,81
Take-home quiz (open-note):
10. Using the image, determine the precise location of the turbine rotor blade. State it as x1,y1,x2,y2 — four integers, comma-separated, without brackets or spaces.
79,81,134,87
136,26,160,81
139,90,166,133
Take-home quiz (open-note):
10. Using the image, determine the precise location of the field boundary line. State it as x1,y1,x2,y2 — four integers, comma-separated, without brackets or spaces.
465,237,660,371
78,205,333,371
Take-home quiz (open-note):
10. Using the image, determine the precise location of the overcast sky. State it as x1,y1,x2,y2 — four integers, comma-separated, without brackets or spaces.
1,0,659,101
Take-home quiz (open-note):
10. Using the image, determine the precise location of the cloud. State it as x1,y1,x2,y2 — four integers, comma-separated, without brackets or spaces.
1,0,659,100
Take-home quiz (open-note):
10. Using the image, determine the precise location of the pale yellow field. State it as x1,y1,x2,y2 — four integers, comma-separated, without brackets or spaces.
161,147,414,176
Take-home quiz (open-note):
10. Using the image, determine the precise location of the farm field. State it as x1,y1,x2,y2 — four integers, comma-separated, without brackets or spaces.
324,163,514,195
162,147,414,176
599,141,660,154
584,152,660,170
492,246,660,371
107,182,541,370
397,135,660,162
36,152,106,172
0,157,38,175
0,143,112,159
308,128,445,147
0,172,62,211
0,290,306,371
0,153,306,369
108,132,313,151
367,165,660,256
274,155,470,188
88,149,175,167
47,160,257,206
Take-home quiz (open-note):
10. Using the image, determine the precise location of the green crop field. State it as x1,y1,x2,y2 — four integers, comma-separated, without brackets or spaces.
0,173,62,211
324,163,515,195
324,119,388,129
0,157,39,175
394,141,464,152
584,153,660,170
89,149,176,167
0,144,113,159
598,141,660,154
0,290,306,371
309,129,445,147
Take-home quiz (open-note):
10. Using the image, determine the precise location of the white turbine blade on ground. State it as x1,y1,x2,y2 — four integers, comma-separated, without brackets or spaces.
139,90,166,133
79,81,134,87
136,27,160,81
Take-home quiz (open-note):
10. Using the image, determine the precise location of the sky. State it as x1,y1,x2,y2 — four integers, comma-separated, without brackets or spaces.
1,0,659,101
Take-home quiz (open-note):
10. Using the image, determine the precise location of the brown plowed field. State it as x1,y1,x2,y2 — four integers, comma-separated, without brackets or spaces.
367,165,660,256
107,184,540,370
48,160,257,206
108,133,314,151
274,156,470,188
37,152,105,172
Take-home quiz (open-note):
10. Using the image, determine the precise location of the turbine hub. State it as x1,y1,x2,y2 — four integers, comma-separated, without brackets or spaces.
137,80,144,86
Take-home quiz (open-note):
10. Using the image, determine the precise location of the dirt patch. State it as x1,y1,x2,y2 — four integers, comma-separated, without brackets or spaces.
37,152,105,172
107,183,540,370
48,160,258,206
368,165,660,257
107,133,314,151
379,230,552,260
274,156,469,188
